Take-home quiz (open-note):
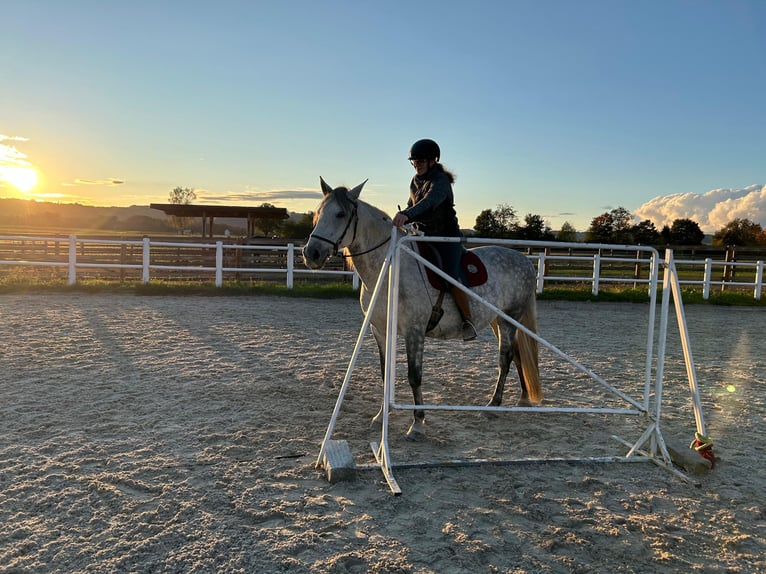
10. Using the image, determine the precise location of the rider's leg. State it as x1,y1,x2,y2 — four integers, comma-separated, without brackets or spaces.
436,241,477,342
450,284,477,341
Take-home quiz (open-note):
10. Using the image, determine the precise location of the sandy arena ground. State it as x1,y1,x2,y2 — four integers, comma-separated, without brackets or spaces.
0,293,764,573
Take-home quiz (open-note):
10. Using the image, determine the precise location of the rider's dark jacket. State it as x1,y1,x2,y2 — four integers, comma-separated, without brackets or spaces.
402,166,461,238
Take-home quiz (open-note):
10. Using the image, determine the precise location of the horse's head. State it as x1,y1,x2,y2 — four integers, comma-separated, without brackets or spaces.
303,177,367,269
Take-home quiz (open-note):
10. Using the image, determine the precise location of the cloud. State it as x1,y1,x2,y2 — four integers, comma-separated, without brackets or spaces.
64,178,125,186
0,135,32,169
197,189,322,204
634,184,766,232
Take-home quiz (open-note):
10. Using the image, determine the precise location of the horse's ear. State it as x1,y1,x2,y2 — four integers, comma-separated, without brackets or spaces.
348,179,368,200
319,177,333,196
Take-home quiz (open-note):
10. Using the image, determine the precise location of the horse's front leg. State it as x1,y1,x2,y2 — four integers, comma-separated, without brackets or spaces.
404,332,426,441
369,325,387,428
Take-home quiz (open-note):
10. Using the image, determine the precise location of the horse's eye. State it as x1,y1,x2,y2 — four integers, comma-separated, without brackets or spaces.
336,211,345,219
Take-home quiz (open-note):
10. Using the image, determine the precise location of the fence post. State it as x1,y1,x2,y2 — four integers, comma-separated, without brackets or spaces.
536,250,545,294
592,252,601,295
287,243,295,289
703,258,712,300
755,261,764,301
68,235,77,285
722,246,734,290
142,237,151,284
215,241,223,287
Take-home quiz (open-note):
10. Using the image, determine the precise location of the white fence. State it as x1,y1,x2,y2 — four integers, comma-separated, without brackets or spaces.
0,234,764,300
0,235,359,290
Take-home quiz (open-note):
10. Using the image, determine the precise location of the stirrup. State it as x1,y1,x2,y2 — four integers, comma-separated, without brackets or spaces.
462,320,477,341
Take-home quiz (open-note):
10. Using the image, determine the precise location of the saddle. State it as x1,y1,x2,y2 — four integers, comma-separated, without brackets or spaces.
415,243,488,332
415,243,488,290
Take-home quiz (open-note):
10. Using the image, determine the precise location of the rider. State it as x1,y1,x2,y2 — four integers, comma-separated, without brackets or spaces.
391,139,477,341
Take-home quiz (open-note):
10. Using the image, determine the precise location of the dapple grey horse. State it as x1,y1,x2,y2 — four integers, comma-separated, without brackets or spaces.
303,178,541,440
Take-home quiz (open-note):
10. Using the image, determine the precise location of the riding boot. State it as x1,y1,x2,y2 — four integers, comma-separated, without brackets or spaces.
450,286,477,341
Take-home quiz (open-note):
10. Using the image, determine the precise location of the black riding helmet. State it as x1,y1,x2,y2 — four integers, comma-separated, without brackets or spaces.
408,139,440,161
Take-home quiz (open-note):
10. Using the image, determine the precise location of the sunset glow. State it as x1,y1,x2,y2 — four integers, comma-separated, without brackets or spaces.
1,166,39,193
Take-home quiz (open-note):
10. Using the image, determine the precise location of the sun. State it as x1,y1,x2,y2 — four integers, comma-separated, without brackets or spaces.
1,166,39,193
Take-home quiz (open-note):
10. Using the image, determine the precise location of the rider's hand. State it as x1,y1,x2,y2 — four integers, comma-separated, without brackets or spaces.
392,212,409,227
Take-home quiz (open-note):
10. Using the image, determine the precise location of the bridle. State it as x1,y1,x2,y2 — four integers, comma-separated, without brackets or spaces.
308,197,391,259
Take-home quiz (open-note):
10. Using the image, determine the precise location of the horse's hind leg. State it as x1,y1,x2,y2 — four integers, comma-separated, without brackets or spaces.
488,319,515,407
489,318,532,407
512,339,533,406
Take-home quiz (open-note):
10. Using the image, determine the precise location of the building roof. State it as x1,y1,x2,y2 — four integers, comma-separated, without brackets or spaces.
149,203,289,220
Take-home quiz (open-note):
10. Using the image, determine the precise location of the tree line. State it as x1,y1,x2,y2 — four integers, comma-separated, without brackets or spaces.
473,204,766,247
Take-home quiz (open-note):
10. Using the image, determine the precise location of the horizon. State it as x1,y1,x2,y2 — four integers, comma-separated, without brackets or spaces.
2,2,765,234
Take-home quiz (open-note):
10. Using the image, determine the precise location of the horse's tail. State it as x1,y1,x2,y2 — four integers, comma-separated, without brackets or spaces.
516,296,542,404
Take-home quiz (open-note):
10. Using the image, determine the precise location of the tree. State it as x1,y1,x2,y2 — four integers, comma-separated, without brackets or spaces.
168,186,196,232
518,213,555,241
712,218,763,246
556,221,577,242
611,207,635,244
585,207,638,244
252,202,284,237
474,204,519,238
585,211,614,243
669,218,704,245
282,212,315,239
660,224,672,244
169,187,196,205
631,219,661,245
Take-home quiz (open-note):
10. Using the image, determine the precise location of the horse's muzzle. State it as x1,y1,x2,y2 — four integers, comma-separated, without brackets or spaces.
302,242,329,270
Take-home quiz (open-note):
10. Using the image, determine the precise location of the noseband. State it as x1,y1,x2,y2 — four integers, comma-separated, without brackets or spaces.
309,197,391,259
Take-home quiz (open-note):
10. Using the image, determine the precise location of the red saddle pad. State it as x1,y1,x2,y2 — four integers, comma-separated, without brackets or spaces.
418,246,488,290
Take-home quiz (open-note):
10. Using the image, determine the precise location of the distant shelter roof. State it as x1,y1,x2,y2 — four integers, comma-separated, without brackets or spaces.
150,203,289,237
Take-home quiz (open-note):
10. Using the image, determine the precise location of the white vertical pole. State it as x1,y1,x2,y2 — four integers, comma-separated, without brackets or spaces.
377,227,404,494
642,249,660,413
592,253,601,295
215,241,223,287
142,237,151,284
536,251,545,294
652,250,675,458
67,235,77,285
754,261,763,301
286,244,294,289
703,258,712,300
384,236,401,413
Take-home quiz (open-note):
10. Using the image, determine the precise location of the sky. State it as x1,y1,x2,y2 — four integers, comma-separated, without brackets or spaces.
1,0,765,233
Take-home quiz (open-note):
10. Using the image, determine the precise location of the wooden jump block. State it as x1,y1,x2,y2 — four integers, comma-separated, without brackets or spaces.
666,438,713,475
322,440,357,483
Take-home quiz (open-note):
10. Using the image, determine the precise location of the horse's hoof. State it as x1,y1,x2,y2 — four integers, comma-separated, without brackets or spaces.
484,400,501,418
516,397,533,407
405,421,426,441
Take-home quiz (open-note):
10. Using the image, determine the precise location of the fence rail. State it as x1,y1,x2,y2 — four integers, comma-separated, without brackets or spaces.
0,234,763,300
